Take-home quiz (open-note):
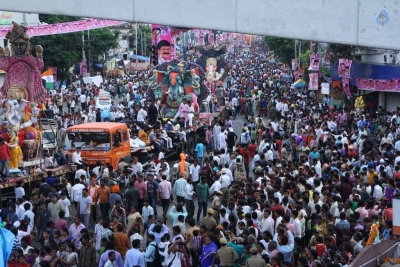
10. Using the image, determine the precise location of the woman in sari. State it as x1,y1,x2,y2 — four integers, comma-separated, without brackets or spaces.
126,206,143,235
60,227,73,245
49,247,61,267
199,236,218,267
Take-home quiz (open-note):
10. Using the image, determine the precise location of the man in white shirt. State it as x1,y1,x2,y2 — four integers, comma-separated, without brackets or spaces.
260,209,274,236
78,93,87,111
136,107,147,128
209,176,221,199
291,210,302,238
75,165,87,180
265,146,273,162
219,169,231,200
184,178,195,222
131,157,143,176
189,160,201,185
72,147,88,167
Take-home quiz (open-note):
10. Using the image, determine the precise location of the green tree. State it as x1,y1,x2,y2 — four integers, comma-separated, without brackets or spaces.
326,43,360,62
31,15,83,85
85,28,119,60
264,37,295,64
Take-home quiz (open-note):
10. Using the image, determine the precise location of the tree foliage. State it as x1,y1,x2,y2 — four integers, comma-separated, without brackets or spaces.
326,43,360,62
264,37,295,64
30,15,119,84
31,15,82,84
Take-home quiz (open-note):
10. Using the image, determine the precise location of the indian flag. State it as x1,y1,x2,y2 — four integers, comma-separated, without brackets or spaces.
41,69,54,89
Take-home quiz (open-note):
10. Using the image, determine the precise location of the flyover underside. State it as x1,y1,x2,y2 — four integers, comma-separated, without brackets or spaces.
1,0,399,50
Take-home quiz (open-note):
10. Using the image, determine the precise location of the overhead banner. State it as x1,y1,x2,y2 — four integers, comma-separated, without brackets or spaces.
0,18,124,38
356,78,400,92
321,83,330,94
338,58,352,78
152,24,173,63
308,53,320,71
308,73,318,90
342,78,352,99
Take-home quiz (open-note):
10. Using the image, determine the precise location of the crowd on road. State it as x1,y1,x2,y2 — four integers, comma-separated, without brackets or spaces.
2,39,399,267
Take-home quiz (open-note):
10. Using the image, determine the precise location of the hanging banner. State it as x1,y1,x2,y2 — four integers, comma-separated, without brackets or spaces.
152,24,173,63
356,78,399,91
291,59,298,70
342,78,353,99
321,83,330,94
80,62,87,75
338,58,352,78
199,113,211,125
0,19,124,38
308,53,320,71
293,70,302,81
308,73,319,90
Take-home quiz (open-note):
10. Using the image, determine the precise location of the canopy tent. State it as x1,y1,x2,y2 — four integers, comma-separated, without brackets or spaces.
130,54,149,61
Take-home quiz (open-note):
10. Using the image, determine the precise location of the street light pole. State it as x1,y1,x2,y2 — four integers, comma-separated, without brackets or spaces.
135,23,138,68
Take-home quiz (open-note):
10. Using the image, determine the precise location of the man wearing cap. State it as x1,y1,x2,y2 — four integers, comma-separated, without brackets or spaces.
216,238,239,267
247,247,267,267
202,208,217,236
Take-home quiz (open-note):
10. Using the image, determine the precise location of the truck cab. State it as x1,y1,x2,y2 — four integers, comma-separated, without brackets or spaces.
63,122,131,169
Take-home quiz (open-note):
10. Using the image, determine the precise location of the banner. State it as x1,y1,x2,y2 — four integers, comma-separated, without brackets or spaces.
308,53,320,71
0,19,124,38
199,113,211,125
342,78,352,99
308,73,318,90
0,12,13,25
356,78,399,91
293,70,302,81
80,62,87,75
338,58,352,78
291,59,298,70
321,83,330,94
152,24,173,63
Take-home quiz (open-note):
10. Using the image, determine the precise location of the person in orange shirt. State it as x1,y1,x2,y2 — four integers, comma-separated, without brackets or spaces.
97,179,111,220
114,224,130,258
367,167,377,184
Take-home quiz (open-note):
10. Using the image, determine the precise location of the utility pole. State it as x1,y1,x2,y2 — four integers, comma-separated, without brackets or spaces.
135,23,138,68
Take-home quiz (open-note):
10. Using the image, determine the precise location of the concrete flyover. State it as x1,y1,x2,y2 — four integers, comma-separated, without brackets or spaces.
1,0,400,50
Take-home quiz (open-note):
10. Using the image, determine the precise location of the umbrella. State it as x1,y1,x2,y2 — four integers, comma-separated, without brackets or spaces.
269,59,276,64
292,79,306,88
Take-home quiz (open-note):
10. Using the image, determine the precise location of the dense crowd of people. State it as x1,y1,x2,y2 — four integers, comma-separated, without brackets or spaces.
1,39,399,267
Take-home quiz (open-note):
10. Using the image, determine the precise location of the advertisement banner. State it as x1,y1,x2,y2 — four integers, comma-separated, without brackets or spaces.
321,83,330,95
293,70,302,81
291,59,298,70
0,12,13,25
199,113,211,126
308,73,318,90
356,78,399,91
342,78,352,99
80,62,87,75
338,58,352,78
308,53,320,71
151,24,173,63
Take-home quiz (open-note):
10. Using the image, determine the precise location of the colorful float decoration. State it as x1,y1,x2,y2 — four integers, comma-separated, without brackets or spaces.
146,46,231,120
0,22,47,167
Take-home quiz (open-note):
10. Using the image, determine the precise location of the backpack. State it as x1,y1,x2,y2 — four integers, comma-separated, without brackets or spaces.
150,244,162,266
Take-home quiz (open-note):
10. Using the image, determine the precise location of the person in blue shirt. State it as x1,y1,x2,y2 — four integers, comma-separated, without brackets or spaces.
46,171,57,186
308,147,320,160
195,141,205,168
146,174,160,217
143,234,157,267
273,227,294,262
124,239,145,267
168,204,188,233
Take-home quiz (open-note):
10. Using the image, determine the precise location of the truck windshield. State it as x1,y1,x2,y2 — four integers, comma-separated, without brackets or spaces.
64,132,111,151
43,131,56,144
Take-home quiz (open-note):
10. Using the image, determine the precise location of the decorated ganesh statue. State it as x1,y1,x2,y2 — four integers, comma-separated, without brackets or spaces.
0,22,47,165
146,59,206,119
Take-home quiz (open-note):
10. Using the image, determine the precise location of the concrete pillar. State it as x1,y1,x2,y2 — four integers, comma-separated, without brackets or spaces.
378,92,385,109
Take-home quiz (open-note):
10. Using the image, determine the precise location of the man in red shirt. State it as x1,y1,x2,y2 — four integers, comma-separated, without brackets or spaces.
248,140,257,158
242,145,251,178
0,137,11,180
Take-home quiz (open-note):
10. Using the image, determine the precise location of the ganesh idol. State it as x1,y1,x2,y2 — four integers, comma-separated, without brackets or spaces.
205,57,224,94
0,21,47,103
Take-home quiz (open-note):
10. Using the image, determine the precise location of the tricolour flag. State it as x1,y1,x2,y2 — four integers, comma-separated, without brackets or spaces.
41,69,54,89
